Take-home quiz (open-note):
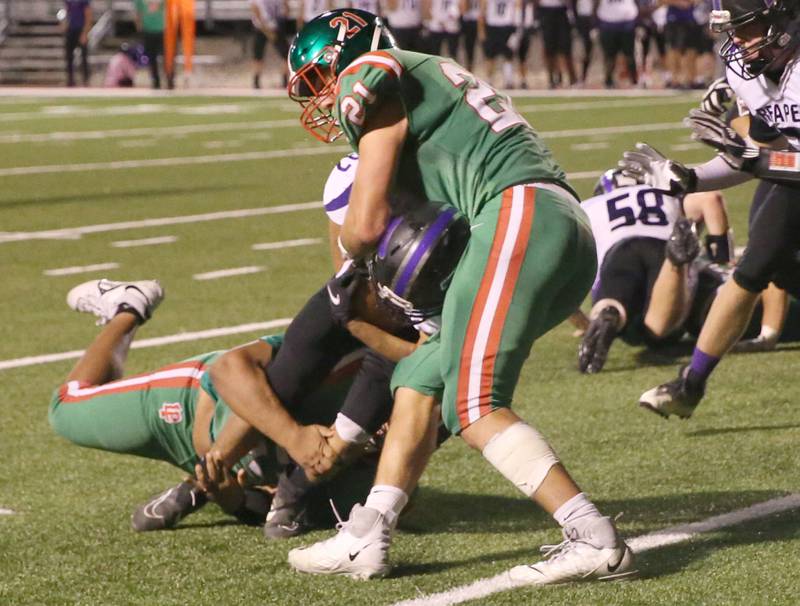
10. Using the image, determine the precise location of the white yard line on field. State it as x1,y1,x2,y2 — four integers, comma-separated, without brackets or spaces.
0,123,682,178
252,237,323,250
0,318,293,371
193,266,264,280
0,201,322,244
0,508,15,515
391,493,800,606
0,144,351,177
44,262,120,276
0,120,297,144
112,236,178,248
516,97,695,112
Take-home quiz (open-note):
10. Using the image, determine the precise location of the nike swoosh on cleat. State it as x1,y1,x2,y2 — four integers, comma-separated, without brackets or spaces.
327,285,341,306
348,550,361,561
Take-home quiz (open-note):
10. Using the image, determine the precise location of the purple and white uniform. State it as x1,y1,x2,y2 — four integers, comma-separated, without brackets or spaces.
323,153,358,225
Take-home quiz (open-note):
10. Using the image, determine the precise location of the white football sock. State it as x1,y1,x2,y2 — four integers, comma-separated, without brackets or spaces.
364,485,408,528
552,492,602,528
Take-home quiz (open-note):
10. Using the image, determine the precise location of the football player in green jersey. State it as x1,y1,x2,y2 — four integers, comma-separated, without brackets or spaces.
50,278,375,531
284,8,637,584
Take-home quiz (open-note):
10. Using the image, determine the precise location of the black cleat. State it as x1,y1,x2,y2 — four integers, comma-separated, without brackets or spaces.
131,481,207,532
263,492,311,540
666,218,700,267
579,307,621,374
639,365,705,419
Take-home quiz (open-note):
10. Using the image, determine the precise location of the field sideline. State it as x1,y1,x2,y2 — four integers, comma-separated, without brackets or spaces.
1,92,798,605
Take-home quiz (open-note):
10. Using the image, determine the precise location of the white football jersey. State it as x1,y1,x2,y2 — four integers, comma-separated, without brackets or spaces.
596,0,638,23
388,0,422,27
429,0,461,32
727,55,800,150
581,185,683,274
302,0,329,23
485,0,517,26
323,154,358,225
350,0,381,13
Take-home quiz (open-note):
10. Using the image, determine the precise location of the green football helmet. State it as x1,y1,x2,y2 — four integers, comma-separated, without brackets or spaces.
287,9,397,143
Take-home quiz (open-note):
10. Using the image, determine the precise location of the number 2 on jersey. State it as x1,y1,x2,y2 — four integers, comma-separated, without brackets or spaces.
440,62,526,133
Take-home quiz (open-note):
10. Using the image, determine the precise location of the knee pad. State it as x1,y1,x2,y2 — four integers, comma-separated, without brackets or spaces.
481,422,559,498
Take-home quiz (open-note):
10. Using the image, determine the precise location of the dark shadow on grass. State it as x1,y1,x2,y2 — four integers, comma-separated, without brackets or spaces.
2,183,262,209
169,519,242,531
388,488,797,579
685,423,800,437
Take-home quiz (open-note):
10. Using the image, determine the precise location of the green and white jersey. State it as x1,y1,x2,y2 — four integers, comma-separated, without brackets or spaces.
334,49,570,220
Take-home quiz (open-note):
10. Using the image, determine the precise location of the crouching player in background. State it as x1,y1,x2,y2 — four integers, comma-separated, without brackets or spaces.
577,169,732,373
49,279,377,531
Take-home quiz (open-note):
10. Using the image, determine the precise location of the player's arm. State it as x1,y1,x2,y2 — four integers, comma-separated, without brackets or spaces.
345,319,419,361
81,3,93,44
209,340,334,475
328,219,346,272
339,98,408,259
683,191,733,264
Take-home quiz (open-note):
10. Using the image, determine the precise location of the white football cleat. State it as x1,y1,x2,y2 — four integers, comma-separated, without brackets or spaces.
67,278,164,325
288,504,391,580
509,517,638,585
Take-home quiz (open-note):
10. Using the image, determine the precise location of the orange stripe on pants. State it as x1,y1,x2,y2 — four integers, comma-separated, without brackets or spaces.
164,0,195,76
456,186,536,429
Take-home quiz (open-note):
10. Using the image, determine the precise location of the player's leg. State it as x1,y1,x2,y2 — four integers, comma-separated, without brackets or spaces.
579,240,648,374
180,0,195,83
164,0,178,86
252,30,267,89
441,184,635,584
641,182,800,418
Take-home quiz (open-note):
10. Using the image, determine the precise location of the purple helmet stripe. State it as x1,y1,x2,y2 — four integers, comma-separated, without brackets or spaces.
377,216,404,259
711,0,722,10
324,183,352,212
394,207,457,297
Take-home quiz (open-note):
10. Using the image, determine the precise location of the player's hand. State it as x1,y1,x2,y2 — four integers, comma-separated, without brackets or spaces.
700,77,734,116
287,424,336,480
194,451,245,514
326,261,365,327
619,143,696,195
685,109,760,171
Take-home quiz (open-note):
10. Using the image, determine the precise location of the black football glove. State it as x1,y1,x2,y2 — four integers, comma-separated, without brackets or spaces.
700,77,734,117
325,261,365,327
685,108,760,171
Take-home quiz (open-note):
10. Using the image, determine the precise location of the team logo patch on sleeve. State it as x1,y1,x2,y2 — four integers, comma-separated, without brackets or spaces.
159,402,184,424
769,151,800,172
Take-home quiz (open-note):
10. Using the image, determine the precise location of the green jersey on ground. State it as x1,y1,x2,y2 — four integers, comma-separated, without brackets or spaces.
334,49,572,220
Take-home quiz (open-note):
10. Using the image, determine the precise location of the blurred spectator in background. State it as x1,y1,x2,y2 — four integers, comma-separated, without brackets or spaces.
251,0,289,89
64,0,92,87
595,0,638,88
691,0,715,88
426,0,461,57
637,0,667,88
135,0,165,89
663,0,699,88
515,0,536,88
480,0,518,88
573,0,594,84
534,0,576,88
298,0,330,27
460,0,480,70
164,0,196,89
387,0,424,51
350,0,384,15
104,43,140,87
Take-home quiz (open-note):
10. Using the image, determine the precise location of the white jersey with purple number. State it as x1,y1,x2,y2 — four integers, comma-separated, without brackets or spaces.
485,0,517,26
581,185,683,274
727,55,800,150
388,0,422,27
429,0,461,32
323,154,358,225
